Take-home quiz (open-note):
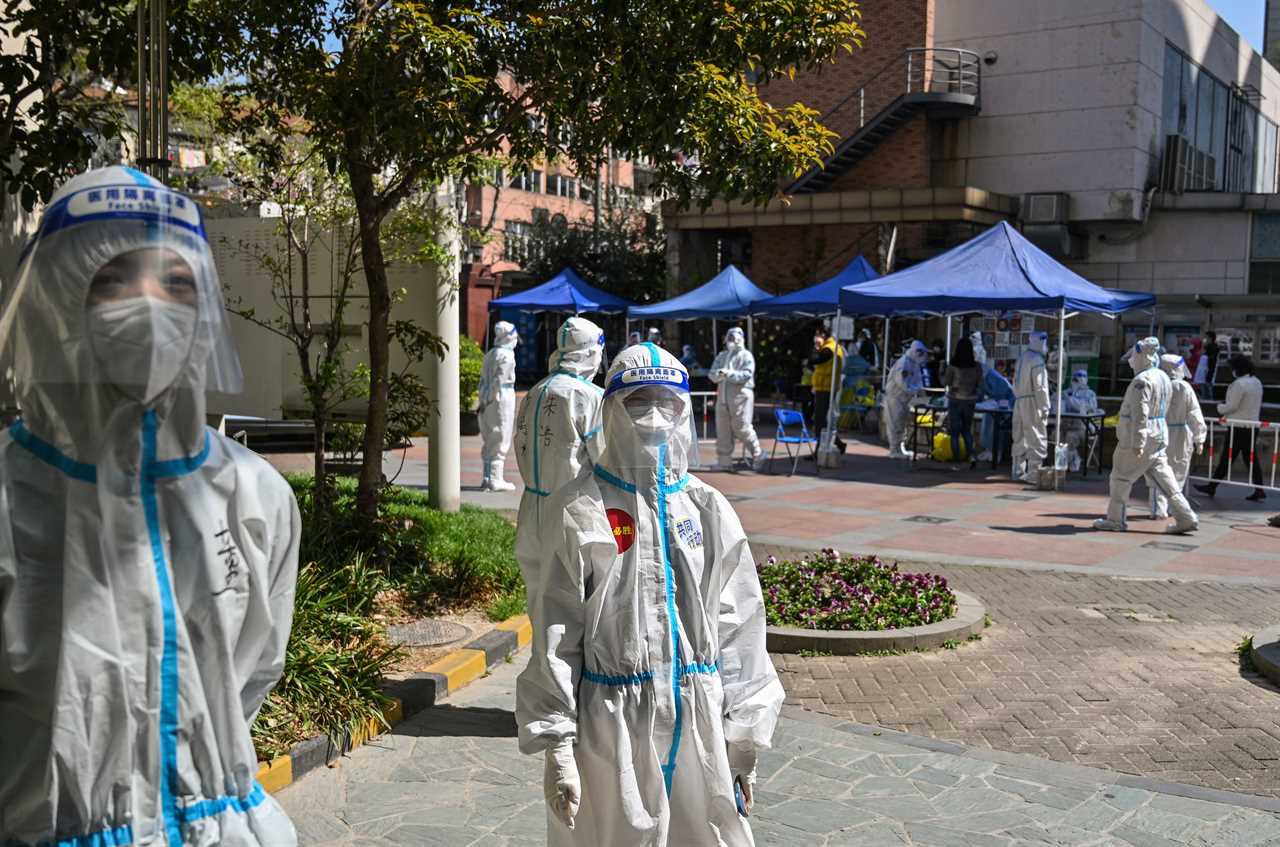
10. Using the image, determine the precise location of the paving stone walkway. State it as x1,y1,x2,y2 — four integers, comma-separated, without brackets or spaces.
757,552,1280,799
278,659,1280,846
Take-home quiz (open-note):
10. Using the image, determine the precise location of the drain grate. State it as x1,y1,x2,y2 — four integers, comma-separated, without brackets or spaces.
387,619,471,648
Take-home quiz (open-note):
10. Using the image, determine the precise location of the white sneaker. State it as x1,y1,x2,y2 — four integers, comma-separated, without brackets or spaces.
1093,518,1126,532
1166,521,1198,535
490,478,516,492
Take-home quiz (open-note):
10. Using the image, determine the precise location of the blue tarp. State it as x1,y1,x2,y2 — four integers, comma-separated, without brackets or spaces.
488,267,633,314
837,222,1156,316
628,264,771,319
753,255,879,317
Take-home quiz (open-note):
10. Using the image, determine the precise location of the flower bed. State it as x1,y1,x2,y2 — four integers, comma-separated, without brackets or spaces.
759,549,956,631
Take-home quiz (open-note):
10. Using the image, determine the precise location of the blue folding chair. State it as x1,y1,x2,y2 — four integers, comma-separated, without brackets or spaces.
770,407,818,475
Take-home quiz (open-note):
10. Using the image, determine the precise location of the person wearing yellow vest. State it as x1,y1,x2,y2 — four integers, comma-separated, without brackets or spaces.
809,326,847,454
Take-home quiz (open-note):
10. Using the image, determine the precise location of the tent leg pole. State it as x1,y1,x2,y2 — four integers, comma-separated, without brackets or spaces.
712,318,718,356
1056,308,1066,480
945,316,952,366
747,315,753,350
882,318,891,388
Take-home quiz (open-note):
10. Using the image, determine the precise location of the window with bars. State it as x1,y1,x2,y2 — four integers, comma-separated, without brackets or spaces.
508,169,542,193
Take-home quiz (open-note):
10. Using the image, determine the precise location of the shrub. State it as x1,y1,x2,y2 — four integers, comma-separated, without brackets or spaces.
758,549,956,631
459,335,484,411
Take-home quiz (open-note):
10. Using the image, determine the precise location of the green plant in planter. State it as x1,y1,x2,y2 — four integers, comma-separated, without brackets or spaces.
758,548,956,631
459,335,484,412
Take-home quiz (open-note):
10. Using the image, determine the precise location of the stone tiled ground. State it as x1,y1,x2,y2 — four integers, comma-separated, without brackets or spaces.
758,551,1280,799
278,659,1280,846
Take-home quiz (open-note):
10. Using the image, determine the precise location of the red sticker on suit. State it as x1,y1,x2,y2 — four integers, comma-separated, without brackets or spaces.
607,508,635,553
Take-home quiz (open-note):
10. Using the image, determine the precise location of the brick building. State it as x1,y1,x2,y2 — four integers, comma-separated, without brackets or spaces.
665,0,1280,389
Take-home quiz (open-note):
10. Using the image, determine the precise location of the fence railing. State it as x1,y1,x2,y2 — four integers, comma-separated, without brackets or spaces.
1187,417,1280,493
816,47,982,143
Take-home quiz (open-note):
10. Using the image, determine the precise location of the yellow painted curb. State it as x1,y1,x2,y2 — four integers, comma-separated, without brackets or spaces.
256,755,292,793
496,613,532,648
424,648,488,690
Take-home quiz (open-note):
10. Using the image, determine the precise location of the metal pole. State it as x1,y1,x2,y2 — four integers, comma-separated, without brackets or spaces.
882,317,891,387
1055,308,1066,473
747,315,753,351
945,316,952,366
712,318,718,356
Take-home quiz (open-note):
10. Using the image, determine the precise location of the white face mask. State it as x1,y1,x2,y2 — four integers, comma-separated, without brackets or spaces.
630,406,676,446
87,296,197,403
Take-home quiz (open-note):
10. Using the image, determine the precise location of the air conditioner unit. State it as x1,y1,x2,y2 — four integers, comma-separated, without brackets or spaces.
1023,223,1087,261
1161,135,1193,194
1021,192,1069,224
531,207,550,225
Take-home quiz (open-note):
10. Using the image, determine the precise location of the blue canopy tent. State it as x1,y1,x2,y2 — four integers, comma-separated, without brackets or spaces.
487,267,634,314
628,264,772,351
822,221,1157,465
753,255,879,317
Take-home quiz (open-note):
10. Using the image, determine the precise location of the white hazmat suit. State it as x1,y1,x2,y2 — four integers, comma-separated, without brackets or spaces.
0,166,299,846
516,342,785,847
1148,355,1206,519
513,317,605,591
1011,331,1051,483
708,327,763,471
1062,369,1100,472
480,320,519,491
884,340,928,458
1094,338,1198,534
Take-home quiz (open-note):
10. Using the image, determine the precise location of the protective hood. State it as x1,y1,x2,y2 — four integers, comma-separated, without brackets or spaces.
1160,353,1191,380
548,316,604,379
628,331,642,345
598,343,692,484
1071,369,1090,389
906,339,929,365
493,320,519,349
1028,331,1049,355
0,165,242,465
971,331,988,366
646,327,662,343
1125,337,1161,372
725,326,745,350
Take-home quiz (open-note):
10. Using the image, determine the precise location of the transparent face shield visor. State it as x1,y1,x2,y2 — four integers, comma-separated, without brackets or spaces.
602,383,693,478
0,180,244,400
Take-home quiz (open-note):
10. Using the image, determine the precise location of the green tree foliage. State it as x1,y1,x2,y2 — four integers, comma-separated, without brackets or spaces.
521,205,669,305
222,0,865,519
0,1,241,212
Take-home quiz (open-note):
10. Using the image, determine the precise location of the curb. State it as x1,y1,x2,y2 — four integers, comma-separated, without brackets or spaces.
765,590,986,654
254,612,532,793
1250,622,1280,686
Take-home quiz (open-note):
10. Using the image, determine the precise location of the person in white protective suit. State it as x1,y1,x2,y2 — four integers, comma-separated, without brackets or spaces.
516,342,785,847
884,340,928,459
1011,330,1051,484
480,320,519,491
1094,338,1198,534
970,330,988,367
0,166,299,846
647,326,664,347
1061,368,1101,472
708,327,765,472
513,317,605,591
1147,354,1206,519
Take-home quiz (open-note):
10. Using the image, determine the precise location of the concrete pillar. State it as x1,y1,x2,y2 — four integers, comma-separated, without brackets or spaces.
428,186,462,513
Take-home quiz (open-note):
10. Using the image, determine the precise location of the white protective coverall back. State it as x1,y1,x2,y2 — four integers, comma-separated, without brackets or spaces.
1095,338,1198,532
1148,355,1206,518
708,327,762,469
513,317,605,590
1011,332,1051,482
0,167,299,846
480,321,519,490
516,343,785,847
884,341,928,458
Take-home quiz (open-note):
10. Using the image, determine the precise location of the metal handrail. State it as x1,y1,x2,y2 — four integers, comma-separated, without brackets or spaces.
818,47,982,142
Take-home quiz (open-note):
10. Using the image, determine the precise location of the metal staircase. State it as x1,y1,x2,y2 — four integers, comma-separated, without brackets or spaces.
788,48,982,194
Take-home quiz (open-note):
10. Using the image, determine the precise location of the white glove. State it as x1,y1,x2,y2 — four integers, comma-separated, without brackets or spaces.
1196,442,1205,455
727,743,757,817
544,741,580,829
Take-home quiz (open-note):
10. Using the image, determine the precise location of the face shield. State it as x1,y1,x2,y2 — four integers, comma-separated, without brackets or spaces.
1071,369,1090,390
599,343,692,481
646,327,662,344
1028,331,1049,355
1124,337,1161,373
907,340,929,365
549,316,604,378
725,327,744,350
0,167,242,422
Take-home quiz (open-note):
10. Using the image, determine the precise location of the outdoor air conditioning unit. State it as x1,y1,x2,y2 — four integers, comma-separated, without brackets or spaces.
1161,135,1193,194
1023,223,1087,261
1021,192,1068,224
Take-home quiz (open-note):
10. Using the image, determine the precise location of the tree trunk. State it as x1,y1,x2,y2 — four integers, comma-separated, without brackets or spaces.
350,166,392,523
312,409,328,505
